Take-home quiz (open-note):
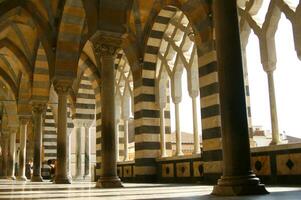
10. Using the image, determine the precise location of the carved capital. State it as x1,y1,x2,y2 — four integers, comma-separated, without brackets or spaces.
94,43,119,56
32,103,46,115
92,31,123,56
54,80,72,95
19,116,30,125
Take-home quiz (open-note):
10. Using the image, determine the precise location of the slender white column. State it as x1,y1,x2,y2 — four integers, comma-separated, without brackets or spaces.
267,71,281,145
175,102,183,156
75,127,83,180
18,119,28,181
8,129,17,180
84,126,91,180
123,119,129,161
192,97,200,154
115,120,120,162
159,106,167,157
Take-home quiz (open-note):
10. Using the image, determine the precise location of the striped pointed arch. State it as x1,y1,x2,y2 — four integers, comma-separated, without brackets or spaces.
136,1,218,182
55,0,86,79
32,42,50,102
77,49,101,179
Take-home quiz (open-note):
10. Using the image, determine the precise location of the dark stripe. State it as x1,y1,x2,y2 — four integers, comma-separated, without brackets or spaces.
201,104,220,118
76,103,95,109
135,158,156,166
202,127,221,139
135,110,159,119
135,142,160,150
134,94,156,104
199,61,217,77
200,82,219,97
202,149,223,162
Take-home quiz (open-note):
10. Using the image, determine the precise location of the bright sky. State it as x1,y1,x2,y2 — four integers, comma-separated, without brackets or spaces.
169,11,301,139
247,13,301,138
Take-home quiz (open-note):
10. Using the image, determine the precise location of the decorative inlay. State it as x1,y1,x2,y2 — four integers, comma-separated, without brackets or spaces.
255,160,263,171
286,159,294,170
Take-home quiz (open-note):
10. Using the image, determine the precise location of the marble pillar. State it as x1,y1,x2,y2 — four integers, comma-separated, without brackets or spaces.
75,127,83,180
84,126,91,180
94,34,123,188
31,103,45,182
267,71,281,145
159,106,167,158
18,119,29,181
0,132,9,178
211,0,268,196
54,82,72,184
192,97,200,154
8,128,17,180
174,102,183,156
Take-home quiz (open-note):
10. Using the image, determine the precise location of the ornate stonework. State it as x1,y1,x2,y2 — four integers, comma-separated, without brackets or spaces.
92,31,123,56
32,103,46,115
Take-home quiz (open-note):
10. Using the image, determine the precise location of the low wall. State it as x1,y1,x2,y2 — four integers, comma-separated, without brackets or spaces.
117,143,301,185
251,143,301,184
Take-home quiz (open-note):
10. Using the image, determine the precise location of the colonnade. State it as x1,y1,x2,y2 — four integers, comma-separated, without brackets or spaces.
0,1,270,196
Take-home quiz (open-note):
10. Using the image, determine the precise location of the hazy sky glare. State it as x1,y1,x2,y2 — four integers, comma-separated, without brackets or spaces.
168,10,301,139
247,13,301,138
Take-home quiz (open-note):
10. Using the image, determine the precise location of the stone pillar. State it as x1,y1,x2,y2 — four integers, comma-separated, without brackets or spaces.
0,132,9,178
75,126,83,180
31,103,45,182
18,118,29,181
211,0,268,196
123,119,129,161
93,32,123,188
192,97,200,154
266,70,281,145
174,102,183,156
171,71,183,156
8,129,17,180
84,126,91,180
54,82,72,184
159,106,167,158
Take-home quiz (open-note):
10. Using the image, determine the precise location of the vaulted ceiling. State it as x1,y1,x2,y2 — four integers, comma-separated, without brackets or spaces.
0,0,210,128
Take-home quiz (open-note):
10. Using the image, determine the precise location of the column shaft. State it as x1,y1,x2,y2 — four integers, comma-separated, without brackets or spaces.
84,127,91,180
211,0,268,196
75,127,83,179
267,71,280,145
123,119,129,161
115,121,120,162
0,136,9,178
192,97,200,154
95,46,122,188
54,85,71,184
8,131,16,180
31,104,44,182
18,121,28,181
175,103,183,156
160,107,167,157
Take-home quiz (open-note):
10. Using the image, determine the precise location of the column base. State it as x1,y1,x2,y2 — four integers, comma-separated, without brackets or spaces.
31,175,43,182
96,176,123,188
211,174,269,196
84,175,91,181
74,175,84,181
8,176,16,180
17,176,28,181
54,176,72,184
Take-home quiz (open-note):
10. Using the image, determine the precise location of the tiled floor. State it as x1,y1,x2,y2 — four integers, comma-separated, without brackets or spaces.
0,180,300,199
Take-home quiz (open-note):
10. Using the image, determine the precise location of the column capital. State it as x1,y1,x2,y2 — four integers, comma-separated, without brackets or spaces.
32,103,46,115
92,31,123,56
54,80,72,95
19,115,31,125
